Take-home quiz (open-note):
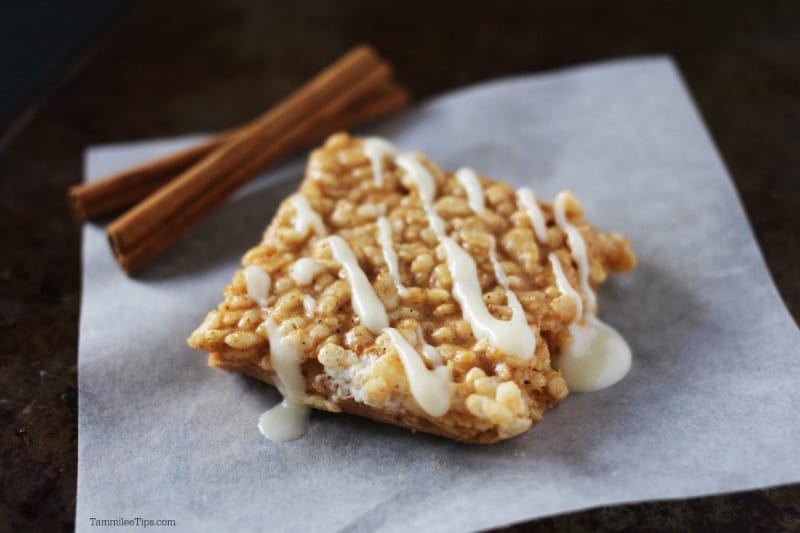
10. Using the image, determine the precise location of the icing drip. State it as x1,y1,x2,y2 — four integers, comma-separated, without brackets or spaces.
455,167,485,214
290,195,327,238
384,328,452,417
243,265,271,307
396,153,536,361
257,402,309,443
377,216,409,297
258,319,310,441
553,191,596,313
548,192,632,391
326,236,389,334
363,137,399,186
517,187,548,243
559,316,632,392
290,258,323,286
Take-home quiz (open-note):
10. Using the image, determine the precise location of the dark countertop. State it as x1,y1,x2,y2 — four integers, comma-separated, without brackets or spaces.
1,1,798,530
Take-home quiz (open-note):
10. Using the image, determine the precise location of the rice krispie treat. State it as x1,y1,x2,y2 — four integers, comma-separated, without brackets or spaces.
188,133,635,443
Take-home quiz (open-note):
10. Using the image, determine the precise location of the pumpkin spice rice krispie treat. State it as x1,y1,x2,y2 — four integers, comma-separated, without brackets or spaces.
188,133,635,444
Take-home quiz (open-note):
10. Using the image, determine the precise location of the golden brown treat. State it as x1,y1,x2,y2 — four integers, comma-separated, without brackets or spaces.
188,133,635,443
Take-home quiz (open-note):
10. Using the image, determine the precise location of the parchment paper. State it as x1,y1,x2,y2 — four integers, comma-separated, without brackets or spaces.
76,57,800,532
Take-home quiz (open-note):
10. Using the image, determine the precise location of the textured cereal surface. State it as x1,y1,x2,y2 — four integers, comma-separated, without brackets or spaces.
188,133,635,443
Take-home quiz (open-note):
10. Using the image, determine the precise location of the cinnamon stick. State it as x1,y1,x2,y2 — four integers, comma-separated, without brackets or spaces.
108,87,409,274
107,45,401,274
69,132,235,221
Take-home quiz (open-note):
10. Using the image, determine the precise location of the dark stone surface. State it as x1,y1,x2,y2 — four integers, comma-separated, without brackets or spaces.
0,1,127,126
1,1,797,530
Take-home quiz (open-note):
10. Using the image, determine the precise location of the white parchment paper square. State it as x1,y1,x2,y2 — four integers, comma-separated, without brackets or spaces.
76,57,800,532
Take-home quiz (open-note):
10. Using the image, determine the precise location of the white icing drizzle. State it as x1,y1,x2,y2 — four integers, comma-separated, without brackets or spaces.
384,328,452,417
517,187,549,243
290,257,323,286
442,238,536,360
363,137,398,186
548,254,584,320
303,295,316,318
396,152,536,361
326,235,389,334
243,265,271,307
455,167,485,214
396,154,437,204
258,318,310,441
289,195,327,238
553,191,596,313
548,193,632,392
377,216,409,297
393,150,628,387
